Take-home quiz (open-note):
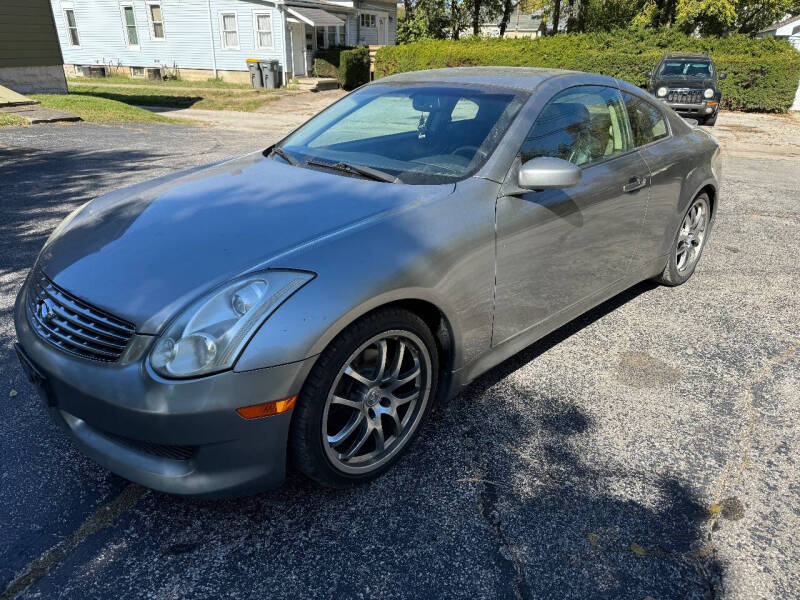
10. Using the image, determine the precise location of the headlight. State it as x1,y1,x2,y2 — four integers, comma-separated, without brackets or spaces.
704,88,714,99
657,87,668,97
150,269,314,378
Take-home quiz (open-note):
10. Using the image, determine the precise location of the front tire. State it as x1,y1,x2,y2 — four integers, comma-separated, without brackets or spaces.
653,193,711,287
703,112,718,127
290,307,438,488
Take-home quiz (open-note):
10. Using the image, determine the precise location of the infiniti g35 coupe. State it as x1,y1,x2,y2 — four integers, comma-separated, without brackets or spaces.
14,67,720,496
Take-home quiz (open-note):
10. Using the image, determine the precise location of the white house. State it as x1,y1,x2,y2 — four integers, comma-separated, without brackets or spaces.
49,0,398,85
756,15,800,110
756,15,800,51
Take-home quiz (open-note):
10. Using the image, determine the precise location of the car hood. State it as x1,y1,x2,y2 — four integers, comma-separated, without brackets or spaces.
654,76,710,88
37,152,452,333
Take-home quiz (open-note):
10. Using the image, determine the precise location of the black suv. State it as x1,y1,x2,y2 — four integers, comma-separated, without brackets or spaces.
647,52,726,126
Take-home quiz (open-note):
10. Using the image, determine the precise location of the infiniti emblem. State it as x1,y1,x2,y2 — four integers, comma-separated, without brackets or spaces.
37,298,56,323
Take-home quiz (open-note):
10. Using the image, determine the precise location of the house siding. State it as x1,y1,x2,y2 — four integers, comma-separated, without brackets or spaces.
51,0,285,74
353,1,396,46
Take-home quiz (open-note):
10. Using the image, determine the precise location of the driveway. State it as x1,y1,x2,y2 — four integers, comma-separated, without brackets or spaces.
145,89,347,131
0,112,798,599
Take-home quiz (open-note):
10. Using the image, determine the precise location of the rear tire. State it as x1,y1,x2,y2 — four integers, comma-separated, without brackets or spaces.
290,307,438,488
653,193,712,287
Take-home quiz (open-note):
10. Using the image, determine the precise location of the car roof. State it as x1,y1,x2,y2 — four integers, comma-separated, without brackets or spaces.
375,67,595,93
661,52,711,60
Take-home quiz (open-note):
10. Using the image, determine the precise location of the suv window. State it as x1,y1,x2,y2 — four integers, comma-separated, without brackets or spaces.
520,85,629,167
657,60,714,78
623,92,668,147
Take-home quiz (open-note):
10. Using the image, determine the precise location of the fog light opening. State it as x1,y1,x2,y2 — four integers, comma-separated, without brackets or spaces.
236,396,297,419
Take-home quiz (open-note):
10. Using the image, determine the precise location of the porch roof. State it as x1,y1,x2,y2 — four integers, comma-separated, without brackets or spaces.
286,6,345,26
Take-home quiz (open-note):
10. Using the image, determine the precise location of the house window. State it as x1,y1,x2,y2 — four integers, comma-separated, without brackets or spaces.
316,27,324,48
327,26,336,47
220,12,239,49
131,66,145,77
360,13,376,28
338,25,346,45
121,5,139,47
63,8,80,47
254,12,273,49
148,3,165,40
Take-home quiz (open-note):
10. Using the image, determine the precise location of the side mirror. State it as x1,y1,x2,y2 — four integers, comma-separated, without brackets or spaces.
719,72,727,80
645,71,652,79
518,157,582,190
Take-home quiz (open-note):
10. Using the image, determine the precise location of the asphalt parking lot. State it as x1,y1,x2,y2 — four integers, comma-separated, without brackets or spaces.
1,112,799,600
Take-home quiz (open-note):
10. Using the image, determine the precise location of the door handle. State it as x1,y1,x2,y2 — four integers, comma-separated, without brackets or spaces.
622,176,647,193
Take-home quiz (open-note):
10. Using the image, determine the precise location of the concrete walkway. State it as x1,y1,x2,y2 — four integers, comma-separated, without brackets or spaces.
144,89,346,131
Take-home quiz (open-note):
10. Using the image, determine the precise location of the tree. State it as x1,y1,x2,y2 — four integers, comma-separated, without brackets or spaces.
674,0,800,34
498,0,516,35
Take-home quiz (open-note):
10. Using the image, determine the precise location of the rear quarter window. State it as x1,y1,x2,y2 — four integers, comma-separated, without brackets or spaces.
623,92,668,147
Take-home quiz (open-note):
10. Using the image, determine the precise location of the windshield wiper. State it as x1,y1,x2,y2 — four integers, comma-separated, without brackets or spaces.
269,147,300,166
306,158,397,183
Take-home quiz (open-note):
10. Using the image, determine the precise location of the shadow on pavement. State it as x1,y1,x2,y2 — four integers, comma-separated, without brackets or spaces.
22,282,722,599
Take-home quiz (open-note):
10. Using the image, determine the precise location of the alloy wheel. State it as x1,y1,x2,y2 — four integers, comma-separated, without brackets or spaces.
322,330,432,475
676,196,710,272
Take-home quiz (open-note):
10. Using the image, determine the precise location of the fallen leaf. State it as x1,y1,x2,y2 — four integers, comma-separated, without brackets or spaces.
586,532,599,546
9,389,17,398
709,503,722,516
630,542,647,556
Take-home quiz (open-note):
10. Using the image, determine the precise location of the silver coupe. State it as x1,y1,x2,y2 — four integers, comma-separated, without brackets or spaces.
14,67,720,496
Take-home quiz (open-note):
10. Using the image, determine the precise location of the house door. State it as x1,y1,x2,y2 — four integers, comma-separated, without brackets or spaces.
289,22,306,77
377,16,386,44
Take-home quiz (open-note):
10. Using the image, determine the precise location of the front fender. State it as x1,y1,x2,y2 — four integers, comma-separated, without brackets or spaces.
234,281,463,373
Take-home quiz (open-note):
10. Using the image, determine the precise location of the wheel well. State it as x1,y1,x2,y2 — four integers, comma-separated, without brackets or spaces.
699,184,716,215
390,299,454,372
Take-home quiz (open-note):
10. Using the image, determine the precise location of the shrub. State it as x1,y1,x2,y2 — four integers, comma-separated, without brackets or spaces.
374,29,800,112
312,46,371,90
313,47,350,79
339,47,371,90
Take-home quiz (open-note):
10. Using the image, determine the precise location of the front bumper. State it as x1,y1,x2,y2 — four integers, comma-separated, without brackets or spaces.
662,101,718,117
14,285,316,498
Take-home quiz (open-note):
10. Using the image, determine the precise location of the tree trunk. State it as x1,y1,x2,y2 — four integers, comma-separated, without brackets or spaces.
472,0,482,35
551,0,561,35
404,0,414,21
451,0,460,39
499,0,514,36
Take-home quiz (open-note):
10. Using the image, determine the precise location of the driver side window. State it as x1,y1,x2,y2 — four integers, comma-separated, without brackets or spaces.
520,85,630,167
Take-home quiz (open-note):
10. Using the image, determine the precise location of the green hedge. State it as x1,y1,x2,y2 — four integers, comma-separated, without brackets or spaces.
313,46,371,90
374,30,800,112
339,47,371,90
313,47,350,79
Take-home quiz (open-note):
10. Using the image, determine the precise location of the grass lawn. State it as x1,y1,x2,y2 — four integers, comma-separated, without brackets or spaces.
67,75,254,90
30,94,188,124
0,112,29,127
67,81,283,112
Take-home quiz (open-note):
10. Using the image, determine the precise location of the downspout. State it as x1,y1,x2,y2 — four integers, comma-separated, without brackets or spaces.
356,0,361,45
280,4,290,85
207,0,218,78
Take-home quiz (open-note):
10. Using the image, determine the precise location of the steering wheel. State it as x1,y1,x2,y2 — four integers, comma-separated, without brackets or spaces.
452,145,481,159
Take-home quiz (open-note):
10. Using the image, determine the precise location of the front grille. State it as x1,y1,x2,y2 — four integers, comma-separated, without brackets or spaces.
26,270,135,362
103,430,196,461
667,88,703,105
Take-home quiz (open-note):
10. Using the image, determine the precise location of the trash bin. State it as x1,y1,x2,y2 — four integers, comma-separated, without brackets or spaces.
246,59,264,88
259,60,280,89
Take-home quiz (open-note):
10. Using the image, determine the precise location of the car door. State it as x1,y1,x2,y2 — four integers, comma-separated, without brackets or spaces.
492,85,650,346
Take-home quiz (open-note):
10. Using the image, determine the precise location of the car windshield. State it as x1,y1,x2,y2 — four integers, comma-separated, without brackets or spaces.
658,60,714,78
277,83,526,184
